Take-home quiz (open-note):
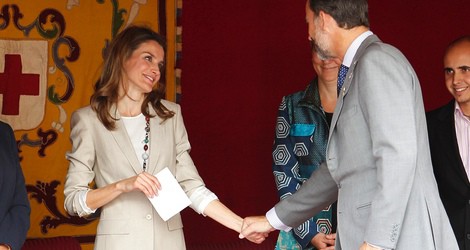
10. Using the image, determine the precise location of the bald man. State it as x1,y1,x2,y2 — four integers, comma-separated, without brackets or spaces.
427,35,470,250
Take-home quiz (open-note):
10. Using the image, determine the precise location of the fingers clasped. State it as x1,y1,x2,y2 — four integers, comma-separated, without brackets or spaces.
239,216,275,244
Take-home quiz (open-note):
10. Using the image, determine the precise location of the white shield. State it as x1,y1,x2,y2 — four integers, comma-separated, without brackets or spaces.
0,39,48,130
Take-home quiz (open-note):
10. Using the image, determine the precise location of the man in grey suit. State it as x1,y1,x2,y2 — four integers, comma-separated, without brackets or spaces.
239,0,458,249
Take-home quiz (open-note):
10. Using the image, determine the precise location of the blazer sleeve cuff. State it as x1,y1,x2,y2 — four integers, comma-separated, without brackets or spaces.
78,189,97,216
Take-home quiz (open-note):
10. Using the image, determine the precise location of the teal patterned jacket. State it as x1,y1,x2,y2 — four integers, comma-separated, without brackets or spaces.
273,78,334,249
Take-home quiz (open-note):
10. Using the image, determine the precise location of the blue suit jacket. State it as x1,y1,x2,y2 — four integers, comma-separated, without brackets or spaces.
0,121,30,249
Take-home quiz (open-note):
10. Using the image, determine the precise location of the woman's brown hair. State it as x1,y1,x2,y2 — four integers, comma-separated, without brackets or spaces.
90,25,175,130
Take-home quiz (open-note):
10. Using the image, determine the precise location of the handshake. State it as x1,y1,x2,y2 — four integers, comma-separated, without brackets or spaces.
237,215,336,249
238,216,275,244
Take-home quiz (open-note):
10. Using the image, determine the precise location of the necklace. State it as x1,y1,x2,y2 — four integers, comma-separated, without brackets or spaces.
142,116,150,171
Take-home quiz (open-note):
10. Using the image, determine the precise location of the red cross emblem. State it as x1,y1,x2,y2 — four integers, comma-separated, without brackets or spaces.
0,54,40,115
0,39,47,130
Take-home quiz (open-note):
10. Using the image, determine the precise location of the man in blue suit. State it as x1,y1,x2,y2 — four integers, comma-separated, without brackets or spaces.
0,121,30,250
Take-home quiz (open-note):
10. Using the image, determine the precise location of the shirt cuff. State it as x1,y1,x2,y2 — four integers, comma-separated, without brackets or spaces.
266,207,292,232
188,186,218,215
78,189,97,216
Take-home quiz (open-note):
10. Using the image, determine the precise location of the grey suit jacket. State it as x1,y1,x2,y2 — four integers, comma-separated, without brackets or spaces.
274,35,458,250
64,100,206,250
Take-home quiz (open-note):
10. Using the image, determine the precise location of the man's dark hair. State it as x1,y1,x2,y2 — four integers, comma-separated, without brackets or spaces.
309,0,369,29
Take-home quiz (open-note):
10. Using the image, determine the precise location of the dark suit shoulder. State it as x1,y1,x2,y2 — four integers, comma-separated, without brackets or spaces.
426,100,455,147
0,121,13,136
426,100,454,123
0,121,15,154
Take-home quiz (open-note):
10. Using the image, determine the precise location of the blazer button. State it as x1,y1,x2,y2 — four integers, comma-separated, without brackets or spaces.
146,214,152,220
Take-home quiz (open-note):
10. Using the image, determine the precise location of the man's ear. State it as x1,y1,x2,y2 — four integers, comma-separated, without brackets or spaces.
318,10,335,32
317,11,327,31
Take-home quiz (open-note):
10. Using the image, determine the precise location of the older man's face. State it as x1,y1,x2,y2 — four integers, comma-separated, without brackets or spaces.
305,1,316,42
305,1,333,60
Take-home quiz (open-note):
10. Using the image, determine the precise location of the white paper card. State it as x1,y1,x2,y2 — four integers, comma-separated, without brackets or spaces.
148,167,191,221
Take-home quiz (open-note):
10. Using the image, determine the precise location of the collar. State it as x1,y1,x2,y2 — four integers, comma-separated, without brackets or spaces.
455,101,470,121
299,78,321,109
342,30,373,67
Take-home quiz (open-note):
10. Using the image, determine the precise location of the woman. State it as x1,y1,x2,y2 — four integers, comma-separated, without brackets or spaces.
64,25,244,249
272,50,339,250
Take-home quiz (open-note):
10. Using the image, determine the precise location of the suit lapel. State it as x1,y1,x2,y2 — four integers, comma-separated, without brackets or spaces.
328,34,381,142
109,105,143,175
340,35,380,98
146,105,164,175
436,102,470,185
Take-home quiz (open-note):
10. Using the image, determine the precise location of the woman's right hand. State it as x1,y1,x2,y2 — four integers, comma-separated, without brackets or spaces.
116,172,161,198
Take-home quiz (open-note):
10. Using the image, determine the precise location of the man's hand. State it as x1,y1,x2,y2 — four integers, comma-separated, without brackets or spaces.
238,216,275,244
311,232,336,250
359,242,382,250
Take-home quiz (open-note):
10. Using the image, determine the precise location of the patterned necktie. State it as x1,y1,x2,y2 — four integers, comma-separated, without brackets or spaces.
337,64,349,95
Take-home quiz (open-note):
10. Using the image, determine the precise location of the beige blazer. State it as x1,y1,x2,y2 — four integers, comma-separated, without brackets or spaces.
64,100,206,250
